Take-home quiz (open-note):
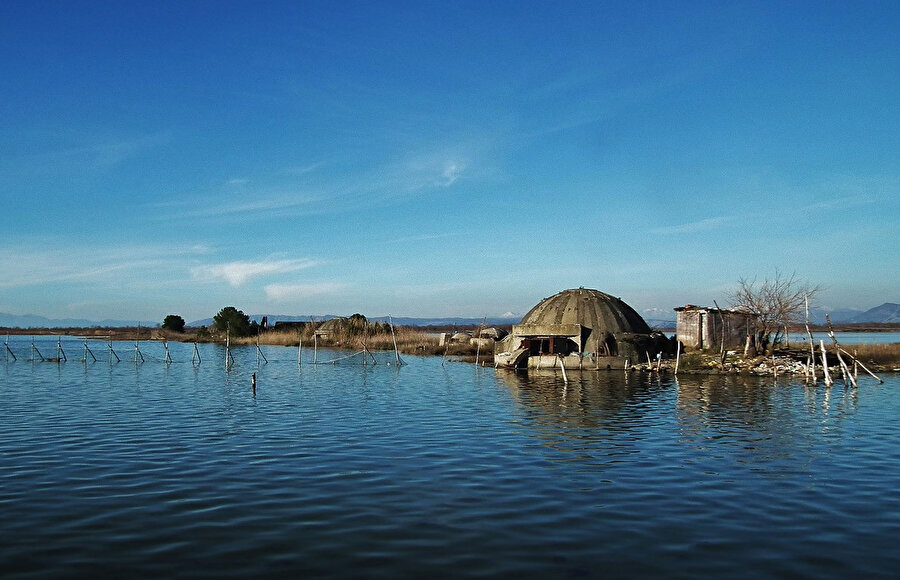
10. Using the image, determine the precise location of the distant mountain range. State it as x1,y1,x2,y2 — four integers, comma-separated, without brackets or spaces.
0,312,156,329
1,303,897,329
187,314,523,328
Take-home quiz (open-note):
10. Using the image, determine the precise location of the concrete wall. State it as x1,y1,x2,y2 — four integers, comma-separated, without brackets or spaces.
676,309,753,350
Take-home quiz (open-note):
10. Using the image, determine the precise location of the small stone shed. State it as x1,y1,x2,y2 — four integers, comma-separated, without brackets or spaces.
674,305,756,350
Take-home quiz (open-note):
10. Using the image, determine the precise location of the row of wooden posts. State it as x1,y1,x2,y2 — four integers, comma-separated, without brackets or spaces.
5,327,405,369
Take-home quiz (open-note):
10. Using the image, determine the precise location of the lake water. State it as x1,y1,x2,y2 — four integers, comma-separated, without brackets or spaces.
2,336,900,578
791,331,900,345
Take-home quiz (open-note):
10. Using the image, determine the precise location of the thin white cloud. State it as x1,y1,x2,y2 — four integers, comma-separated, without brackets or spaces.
285,161,326,176
3,132,171,176
191,258,320,287
400,157,466,191
0,243,209,289
386,232,458,244
802,195,876,211
652,216,735,235
147,191,325,220
264,282,345,302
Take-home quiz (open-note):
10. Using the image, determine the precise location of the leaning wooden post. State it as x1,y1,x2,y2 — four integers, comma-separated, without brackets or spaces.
192,342,201,365
805,296,816,381
297,331,302,367
108,338,120,363
256,334,268,365
389,315,403,366
31,337,45,362
674,342,681,375
5,335,16,362
839,347,882,383
836,349,856,388
557,355,568,383
82,340,97,363
224,323,234,369
819,340,833,386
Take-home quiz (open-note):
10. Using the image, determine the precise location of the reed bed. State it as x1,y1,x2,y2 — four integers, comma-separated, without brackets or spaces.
841,343,900,367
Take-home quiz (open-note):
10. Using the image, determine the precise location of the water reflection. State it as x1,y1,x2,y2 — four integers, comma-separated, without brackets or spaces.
675,374,857,433
495,368,672,458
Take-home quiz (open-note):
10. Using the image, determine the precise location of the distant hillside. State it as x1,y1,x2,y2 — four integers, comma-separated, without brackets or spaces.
0,312,155,329
852,302,900,323
188,314,522,328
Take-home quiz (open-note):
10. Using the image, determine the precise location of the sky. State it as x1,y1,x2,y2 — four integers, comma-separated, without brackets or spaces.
0,1,897,324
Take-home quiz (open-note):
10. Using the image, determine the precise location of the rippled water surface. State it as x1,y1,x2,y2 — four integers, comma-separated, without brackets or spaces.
2,337,900,578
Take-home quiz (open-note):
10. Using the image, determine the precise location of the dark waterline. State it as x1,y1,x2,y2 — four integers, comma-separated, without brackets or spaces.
2,337,899,578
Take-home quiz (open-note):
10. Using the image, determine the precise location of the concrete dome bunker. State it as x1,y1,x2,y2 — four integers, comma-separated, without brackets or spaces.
494,288,666,370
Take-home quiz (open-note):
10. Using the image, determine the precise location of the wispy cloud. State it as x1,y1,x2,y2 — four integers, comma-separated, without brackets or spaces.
264,282,344,302
148,192,325,220
651,216,736,235
191,258,320,287
0,243,207,289
386,232,458,244
399,156,466,192
802,195,876,211
3,132,171,176
285,161,326,176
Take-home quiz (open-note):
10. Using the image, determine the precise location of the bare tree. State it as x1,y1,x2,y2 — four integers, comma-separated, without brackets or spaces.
728,270,821,353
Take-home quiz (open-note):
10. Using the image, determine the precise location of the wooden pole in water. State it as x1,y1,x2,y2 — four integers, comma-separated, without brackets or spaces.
297,331,302,367
5,335,16,362
108,338,120,363
805,296,816,381
224,323,235,368
674,342,681,375
713,300,727,367
31,337,44,362
820,340,833,386
57,337,67,363
389,315,402,366
192,342,201,365
838,347,882,383
164,339,173,364
251,372,256,396
474,316,486,367
557,355,568,383
82,340,97,363
256,334,268,365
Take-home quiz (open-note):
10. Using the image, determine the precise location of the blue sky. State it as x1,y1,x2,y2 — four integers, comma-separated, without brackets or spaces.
1,1,897,323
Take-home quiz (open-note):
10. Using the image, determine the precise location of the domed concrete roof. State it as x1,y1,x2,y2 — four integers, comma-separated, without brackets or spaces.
520,288,652,353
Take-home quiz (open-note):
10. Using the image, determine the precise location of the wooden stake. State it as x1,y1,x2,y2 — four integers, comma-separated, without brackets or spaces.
389,315,403,366
82,340,97,363
805,296,816,381
820,340,832,386
839,347,882,384
674,342,681,375
108,338,120,363
5,335,16,362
